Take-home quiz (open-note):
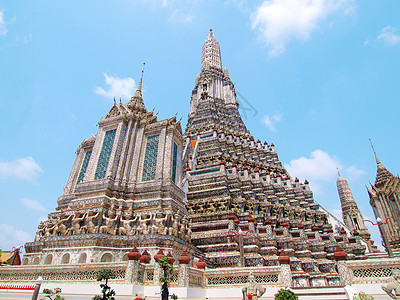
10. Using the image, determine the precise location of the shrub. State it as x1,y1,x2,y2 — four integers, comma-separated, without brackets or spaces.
92,269,116,300
274,288,298,300
353,291,375,300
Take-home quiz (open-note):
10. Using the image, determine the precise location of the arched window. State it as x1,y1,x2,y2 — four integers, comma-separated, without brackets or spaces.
44,254,53,265
33,257,40,265
101,253,113,262
122,254,129,261
22,258,29,265
61,253,70,264
78,253,87,264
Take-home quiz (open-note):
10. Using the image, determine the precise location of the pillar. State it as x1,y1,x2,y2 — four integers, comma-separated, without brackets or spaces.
125,260,140,284
278,250,292,288
177,264,189,287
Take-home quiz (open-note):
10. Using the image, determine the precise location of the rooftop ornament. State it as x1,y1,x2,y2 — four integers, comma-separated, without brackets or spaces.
228,229,254,267
363,216,395,257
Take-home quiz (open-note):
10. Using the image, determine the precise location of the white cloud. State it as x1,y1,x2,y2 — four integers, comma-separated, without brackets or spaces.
20,198,47,213
0,10,7,36
284,149,364,195
0,157,42,181
168,9,195,23
345,165,366,181
94,73,136,100
251,0,354,57
0,224,31,251
261,113,282,131
377,26,400,46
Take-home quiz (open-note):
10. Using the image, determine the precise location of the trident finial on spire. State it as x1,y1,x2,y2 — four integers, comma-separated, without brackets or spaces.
369,138,382,166
133,62,145,99
138,62,145,90
336,167,341,177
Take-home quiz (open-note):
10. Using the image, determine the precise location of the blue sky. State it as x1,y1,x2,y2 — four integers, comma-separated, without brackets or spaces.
0,0,399,252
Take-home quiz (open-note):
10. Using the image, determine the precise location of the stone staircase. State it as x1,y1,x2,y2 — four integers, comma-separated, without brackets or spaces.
292,286,348,300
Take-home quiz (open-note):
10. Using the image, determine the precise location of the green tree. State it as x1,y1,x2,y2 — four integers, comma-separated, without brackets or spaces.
274,288,298,300
42,287,65,300
92,269,116,300
157,256,173,300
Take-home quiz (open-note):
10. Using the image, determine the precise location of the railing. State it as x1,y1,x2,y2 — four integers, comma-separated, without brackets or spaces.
0,262,127,283
205,266,280,287
348,258,400,284
2,258,399,288
189,267,204,287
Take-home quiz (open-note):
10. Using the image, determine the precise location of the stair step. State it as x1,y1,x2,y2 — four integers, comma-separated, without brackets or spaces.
292,286,348,300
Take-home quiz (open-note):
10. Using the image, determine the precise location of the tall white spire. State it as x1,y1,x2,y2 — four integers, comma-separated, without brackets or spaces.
201,29,222,71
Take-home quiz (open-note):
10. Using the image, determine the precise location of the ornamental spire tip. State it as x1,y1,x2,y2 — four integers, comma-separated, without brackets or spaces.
369,138,382,166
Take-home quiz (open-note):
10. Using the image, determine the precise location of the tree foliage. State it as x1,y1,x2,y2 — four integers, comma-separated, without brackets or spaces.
42,287,65,300
274,288,298,300
157,256,173,300
92,269,116,300
353,291,375,300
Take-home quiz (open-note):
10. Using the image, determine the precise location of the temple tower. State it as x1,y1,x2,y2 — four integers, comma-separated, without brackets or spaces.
182,30,370,277
186,29,249,136
336,170,376,252
23,64,195,266
368,140,400,255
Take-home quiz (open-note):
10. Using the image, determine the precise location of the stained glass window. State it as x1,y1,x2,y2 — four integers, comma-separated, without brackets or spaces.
142,134,159,181
77,150,92,184
172,143,178,183
95,129,116,180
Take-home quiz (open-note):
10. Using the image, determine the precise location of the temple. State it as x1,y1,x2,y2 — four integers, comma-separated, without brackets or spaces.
183,30,371,273
0,30,399,300
24,62,194,266
368,140,400,256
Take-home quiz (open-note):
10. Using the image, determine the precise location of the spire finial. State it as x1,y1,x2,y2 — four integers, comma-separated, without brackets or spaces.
337,167,341,177
209,29,213,36
369,138,382,166
132,62,145,99
138,62,145,91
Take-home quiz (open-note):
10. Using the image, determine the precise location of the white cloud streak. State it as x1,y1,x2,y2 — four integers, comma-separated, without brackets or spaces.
0,224,31,251
0,10,7,36
261,113,282,131
168,9,195,23
284,149,364,195
20,198,47,213
0,157,42,181
251,0,354,57
94,73,136,101
377,26,400,46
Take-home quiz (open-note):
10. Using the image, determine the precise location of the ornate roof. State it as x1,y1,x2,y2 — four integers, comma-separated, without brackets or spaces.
369,139,396,187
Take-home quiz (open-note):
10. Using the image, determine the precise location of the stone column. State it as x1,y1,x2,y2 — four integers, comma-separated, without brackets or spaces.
125,259,140,284
178,264,189,287
336,261,351,286
177,250,191,287
153,262,162,286
334,245,351,285
280,264,292,288
125,246,142,284
278,250,292,288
